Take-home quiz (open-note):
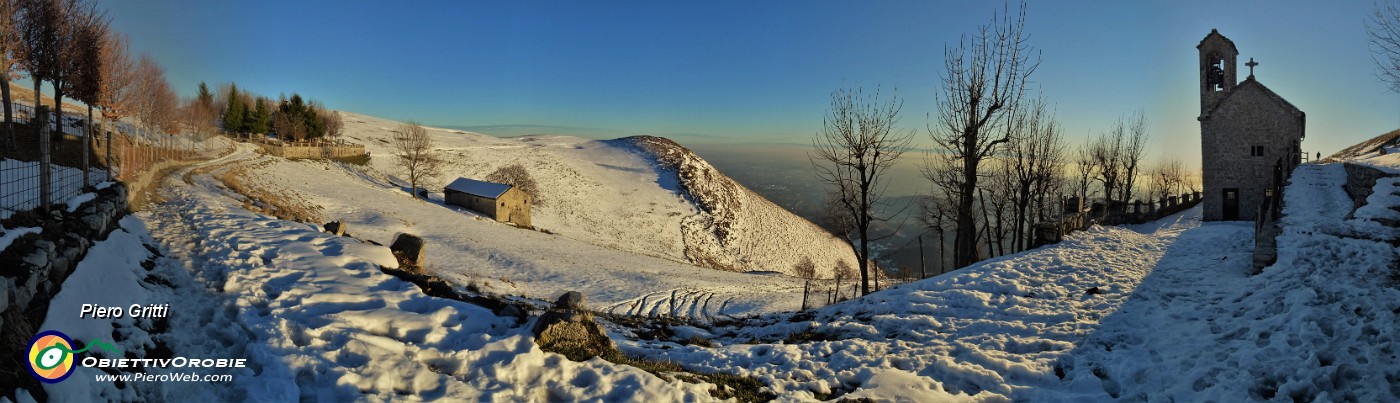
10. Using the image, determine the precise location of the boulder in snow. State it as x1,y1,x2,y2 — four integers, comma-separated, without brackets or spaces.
532,291,613,360
324,221,346,236
555,291,584,310
389,233,424,266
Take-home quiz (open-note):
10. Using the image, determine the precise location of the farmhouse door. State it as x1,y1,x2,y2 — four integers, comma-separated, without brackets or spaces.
1222,188,1239,220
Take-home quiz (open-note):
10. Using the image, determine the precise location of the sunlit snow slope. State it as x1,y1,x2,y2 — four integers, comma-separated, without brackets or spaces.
339,113,856,277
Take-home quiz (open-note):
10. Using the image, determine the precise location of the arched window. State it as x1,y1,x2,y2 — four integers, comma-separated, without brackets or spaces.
1206,56,1225,91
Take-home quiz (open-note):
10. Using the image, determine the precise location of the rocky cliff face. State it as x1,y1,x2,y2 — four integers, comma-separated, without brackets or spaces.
618,136,855,277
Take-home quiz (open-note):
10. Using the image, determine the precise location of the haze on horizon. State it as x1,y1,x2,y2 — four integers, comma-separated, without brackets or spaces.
96,0,1398,171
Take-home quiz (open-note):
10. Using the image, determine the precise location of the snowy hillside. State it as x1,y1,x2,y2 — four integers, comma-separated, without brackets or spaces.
618,153,1400,401
30,129,1400,400
30,180,718,402
214,135,813,318
336,113,855,277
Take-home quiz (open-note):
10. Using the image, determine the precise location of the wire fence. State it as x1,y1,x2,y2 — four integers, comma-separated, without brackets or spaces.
0,103,183,221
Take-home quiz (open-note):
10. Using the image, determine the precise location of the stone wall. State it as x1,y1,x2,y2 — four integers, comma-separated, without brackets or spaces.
258,143,366,159
1200,82,1304,221
0,183,129,396
1342,163,1398,211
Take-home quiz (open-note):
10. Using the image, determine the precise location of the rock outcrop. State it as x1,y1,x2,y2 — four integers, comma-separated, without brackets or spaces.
532,291,613,360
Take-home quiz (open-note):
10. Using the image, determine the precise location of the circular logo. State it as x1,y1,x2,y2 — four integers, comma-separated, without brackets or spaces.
27,330,76,383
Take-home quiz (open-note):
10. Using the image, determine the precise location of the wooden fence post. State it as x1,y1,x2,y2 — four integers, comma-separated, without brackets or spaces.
37,106,50,212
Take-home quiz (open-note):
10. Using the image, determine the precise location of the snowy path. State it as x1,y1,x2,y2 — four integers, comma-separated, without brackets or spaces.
96,145,721,401
630,208,1212,401
629,162,1398,401
1085,163,1397,402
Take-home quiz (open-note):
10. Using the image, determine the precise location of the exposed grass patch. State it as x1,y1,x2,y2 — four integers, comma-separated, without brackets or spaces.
215,163,323,223
783,329,841,344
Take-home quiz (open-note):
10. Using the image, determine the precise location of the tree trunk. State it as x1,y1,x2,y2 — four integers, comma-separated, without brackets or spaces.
918,235,926,279
858,225,870,296
937,229,946,274
955,144,981,268
980,188,995,257
1015,182,1032,253
52,82,63,137
1,73,11,150
858,167,872,296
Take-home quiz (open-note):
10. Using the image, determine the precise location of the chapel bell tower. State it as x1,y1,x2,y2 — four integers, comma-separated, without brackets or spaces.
1197,29,1239,115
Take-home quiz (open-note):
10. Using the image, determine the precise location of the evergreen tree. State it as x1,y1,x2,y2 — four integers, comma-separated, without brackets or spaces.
248,97,269,134
303,103,325,139
196,82,213,110
222,84,244,134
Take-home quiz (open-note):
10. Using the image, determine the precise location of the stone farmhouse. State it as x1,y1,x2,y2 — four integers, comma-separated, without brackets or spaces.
444,177,532,227
1197,29,1305,221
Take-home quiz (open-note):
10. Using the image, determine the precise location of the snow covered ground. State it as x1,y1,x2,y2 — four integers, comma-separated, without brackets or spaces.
617,159,1400,401
0,158,106,219
338,113,855,277
21,118,1400,401
26,156,720,401
622,208,1216,401
212,113,864,319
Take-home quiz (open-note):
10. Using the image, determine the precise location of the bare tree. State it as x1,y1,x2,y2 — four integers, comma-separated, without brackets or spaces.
0,0,21,149
271,109,302,142
811,85,911,296
793,256,817,308
831,258,855,303
1149,157,1186,202
793,256,817,281
323,110,342,143
95,28,131,177
18,0,59,111
918,191,954,275
1370,0,1400,93
392,121,442,199
1072,135,1095,203
1028,118,1065,239
152,78,178,145
928,2,1040,268
485,163,541,206
1004,98,1064,252
1118,112,1148,205
1089,123,1124,209
97,29,132,127
183,96,218,141
49,0,102,137
132,53,164,135
982,157,1016,257
69,5,102,136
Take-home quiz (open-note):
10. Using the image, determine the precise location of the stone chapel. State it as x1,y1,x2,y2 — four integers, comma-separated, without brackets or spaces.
1198,29,1305,221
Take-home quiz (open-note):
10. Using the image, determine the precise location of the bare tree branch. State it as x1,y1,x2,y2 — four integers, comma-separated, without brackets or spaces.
393,121,443,199
810,85,911,296
928,1,1040,268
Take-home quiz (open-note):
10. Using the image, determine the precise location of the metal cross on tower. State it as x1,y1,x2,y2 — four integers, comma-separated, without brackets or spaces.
1246,57,1259,77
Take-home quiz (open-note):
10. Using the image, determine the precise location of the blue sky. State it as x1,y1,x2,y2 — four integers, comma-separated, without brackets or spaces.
104,1,1397,168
